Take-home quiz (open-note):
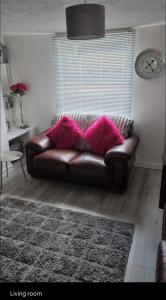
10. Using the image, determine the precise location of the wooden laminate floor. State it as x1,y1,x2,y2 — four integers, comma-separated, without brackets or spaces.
0,160,163,282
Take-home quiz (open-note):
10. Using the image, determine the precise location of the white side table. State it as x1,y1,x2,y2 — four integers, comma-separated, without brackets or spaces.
0,151,27,189
8,126,37,142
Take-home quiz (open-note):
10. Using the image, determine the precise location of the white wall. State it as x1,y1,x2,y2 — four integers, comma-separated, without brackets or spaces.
132,25,165,169
4,25,166,169
4,35,55,131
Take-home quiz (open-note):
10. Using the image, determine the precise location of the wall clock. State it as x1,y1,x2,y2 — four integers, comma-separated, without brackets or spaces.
135,49,164,79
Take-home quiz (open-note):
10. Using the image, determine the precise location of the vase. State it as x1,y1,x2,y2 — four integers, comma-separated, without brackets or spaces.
17,95,28,129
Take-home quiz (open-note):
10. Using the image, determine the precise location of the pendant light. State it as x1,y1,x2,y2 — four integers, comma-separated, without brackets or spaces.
66,1,105,40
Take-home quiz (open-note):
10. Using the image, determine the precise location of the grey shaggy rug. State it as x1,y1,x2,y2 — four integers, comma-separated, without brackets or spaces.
0,196,135,282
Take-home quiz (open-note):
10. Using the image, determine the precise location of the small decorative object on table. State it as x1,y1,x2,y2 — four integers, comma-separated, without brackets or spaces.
10,82,28,129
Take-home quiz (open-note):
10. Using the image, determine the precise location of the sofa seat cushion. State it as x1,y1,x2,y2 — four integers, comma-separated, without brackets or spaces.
69,152,111,187
34,149,79,178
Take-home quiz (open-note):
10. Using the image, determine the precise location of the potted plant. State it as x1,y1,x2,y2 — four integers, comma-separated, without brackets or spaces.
10,82,28,129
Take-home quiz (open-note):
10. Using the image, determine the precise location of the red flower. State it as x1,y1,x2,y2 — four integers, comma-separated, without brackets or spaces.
17,83,27,91
10,82,27,95
10,84,18,93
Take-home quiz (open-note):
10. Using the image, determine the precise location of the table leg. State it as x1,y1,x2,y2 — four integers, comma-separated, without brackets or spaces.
20,159,27,182
0,162,3,189
6,162,8,177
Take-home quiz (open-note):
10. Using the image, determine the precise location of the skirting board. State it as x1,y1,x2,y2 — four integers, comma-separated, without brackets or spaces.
134,161,162,170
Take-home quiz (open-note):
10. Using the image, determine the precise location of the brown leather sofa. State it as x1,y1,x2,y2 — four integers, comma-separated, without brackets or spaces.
25,112,139,193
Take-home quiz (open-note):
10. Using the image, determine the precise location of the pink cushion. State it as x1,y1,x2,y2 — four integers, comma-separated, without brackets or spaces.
45,116,84,149
84,116,124,155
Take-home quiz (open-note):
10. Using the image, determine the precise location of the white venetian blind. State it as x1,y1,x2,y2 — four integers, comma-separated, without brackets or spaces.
52,30,135,117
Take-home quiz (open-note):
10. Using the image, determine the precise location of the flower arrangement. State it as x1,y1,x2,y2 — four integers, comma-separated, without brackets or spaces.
10,82,28,128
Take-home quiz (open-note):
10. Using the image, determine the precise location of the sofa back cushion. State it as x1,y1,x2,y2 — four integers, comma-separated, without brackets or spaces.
51,112,133,138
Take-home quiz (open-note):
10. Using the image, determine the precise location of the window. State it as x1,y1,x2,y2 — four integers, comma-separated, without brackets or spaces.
52,30,135,117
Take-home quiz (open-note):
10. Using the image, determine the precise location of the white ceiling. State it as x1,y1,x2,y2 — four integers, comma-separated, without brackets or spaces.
1,0,165,35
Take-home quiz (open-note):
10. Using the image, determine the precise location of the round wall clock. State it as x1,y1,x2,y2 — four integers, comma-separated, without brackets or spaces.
135,49,164,79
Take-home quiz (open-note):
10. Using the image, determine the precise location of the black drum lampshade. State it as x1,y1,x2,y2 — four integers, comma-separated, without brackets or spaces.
66,4,105,40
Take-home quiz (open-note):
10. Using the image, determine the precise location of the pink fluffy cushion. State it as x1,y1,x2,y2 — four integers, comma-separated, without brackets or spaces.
84,116,124,155
45,116,84,149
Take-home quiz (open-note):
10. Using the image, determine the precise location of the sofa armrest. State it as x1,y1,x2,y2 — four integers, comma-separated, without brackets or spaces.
25,134,53,154
104,135,139,165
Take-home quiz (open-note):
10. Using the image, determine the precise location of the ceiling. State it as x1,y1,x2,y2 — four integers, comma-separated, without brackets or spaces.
1,0,165,35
